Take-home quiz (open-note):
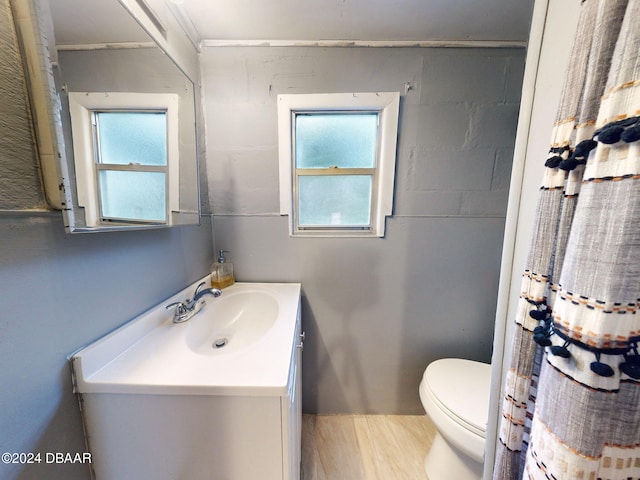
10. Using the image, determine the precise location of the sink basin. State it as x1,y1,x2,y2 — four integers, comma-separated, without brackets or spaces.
70,281,301,396
185,290,279,355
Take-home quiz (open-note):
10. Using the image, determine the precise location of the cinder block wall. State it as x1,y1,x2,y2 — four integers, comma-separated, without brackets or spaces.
202,47,526,413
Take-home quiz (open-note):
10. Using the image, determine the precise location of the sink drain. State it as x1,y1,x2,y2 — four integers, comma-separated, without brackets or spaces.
213,338,228,349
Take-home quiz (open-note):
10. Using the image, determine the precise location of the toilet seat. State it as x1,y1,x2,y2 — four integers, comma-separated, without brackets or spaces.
422,358,491,437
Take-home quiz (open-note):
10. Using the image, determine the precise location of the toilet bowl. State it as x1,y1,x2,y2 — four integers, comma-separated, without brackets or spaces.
419,358,491,480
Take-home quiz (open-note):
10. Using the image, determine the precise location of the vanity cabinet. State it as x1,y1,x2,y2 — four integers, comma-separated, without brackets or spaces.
71,282,302,480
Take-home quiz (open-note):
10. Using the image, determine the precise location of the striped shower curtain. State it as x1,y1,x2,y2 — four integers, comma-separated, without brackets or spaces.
493,0,640,479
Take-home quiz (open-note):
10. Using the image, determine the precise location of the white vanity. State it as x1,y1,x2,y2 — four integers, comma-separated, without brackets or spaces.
70,280,302,480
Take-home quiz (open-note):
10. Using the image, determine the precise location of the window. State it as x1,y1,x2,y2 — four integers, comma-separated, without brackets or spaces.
68,92,179,227
278,92,400,237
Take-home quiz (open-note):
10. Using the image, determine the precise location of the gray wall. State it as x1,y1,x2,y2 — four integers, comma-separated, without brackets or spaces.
0,5,214,480
202,46,525,413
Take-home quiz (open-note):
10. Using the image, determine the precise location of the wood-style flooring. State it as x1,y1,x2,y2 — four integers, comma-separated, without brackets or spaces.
301,414,436,480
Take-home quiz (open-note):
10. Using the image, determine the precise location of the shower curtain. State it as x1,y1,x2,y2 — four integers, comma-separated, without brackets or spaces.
493,0,640,479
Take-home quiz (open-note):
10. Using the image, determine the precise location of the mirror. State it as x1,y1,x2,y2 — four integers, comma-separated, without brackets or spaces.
26,0,201,232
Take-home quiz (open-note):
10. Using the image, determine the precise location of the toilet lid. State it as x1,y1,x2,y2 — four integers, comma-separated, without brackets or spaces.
424,358,491,435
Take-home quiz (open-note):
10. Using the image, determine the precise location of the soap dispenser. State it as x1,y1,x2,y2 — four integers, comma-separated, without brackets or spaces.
210,250,234,289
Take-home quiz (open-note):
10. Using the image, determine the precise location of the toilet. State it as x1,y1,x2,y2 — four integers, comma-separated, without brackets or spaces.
419,358,491,480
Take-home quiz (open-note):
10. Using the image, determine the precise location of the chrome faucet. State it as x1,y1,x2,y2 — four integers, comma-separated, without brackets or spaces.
165,281,222,323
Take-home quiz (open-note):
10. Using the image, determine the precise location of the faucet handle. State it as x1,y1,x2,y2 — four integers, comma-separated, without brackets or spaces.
165,301,187,314
165,301,191,323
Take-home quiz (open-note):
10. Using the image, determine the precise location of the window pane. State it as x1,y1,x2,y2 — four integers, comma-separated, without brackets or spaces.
98,170,166,222
96,111,167,166
295,113,377,168
298,175,371,226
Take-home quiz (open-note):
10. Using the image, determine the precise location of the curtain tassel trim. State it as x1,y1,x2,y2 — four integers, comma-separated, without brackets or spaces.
528,304,640,379
545,115,640,172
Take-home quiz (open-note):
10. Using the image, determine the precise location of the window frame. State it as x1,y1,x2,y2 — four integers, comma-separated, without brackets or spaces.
68,92,179,228
278,92,400,237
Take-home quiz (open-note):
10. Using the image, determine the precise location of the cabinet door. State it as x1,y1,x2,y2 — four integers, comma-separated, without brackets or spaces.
283,317,303,479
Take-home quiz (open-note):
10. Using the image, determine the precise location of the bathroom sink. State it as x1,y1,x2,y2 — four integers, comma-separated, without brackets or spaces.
185,289,279,355
70,280,301,396
69,280,302,480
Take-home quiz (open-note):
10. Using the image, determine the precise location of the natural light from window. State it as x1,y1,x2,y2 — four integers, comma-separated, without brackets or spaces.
278,92,400,237
68,92,179,228
95,111,168,222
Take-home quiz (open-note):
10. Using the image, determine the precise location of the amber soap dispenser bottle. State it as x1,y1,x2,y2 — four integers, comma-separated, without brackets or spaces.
210,250,235,289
